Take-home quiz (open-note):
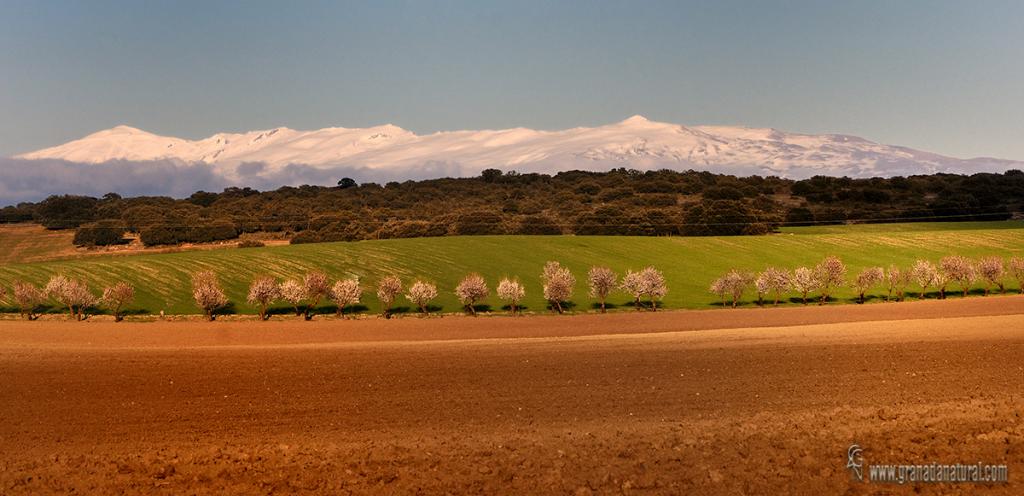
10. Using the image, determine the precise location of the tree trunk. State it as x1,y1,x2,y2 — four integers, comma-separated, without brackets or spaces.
650,299,657,312
600,299,606,313
554,300,563,314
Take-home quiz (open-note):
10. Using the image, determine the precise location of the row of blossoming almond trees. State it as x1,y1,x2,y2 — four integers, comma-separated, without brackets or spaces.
2,256,1022,321
202,262,668,321
710,255,1024,308
0,262,667,322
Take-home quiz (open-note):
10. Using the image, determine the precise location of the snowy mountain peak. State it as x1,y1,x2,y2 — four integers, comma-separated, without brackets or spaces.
15,118,1022,179
620,114,652,125
93,125,152,136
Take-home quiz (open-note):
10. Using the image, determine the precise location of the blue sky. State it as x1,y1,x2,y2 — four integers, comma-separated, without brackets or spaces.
2,0,1023,159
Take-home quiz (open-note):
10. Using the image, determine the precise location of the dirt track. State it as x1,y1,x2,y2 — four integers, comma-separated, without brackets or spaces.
1,297,1022,494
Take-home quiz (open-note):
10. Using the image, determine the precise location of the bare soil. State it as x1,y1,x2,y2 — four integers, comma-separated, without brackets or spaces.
0,297,1022,494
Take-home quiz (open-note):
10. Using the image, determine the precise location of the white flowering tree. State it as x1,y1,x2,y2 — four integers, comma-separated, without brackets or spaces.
406,280,438,314
754,273,770,306
940,255,976,298
587,267,617,313
247,276,280,321
933,270,951,299
790,267,818,305
722,269,753,308
302,271,331,320
376,275,402,318
852,267,884,304
814,256,846,305
455,274,489,315
12,280,45,320
192,270,228,321
709,276,728,306
331,278,362,317
46,275,98,321
911,260,937,299
102,281,135,322
1008,257,1024,294
620,270,646,310
976,256,1005,295
639,266,668,311
756,267,791,306
541,261,575,314
496,278,525,314
278,279,306,317
885,265,910,302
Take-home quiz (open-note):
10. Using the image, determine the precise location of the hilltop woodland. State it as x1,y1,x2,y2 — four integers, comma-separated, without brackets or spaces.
1,168,1021,247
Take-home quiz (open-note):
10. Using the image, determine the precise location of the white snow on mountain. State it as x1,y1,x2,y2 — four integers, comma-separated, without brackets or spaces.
16,116,1021,180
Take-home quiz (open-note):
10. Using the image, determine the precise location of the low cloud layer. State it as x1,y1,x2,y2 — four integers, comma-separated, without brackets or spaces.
0,158,476,205
2,155,1017,206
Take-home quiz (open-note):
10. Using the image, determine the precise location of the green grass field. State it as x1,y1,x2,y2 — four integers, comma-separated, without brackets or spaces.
0,221,1022,316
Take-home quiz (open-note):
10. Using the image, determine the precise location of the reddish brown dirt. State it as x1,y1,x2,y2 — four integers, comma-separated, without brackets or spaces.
0,299,1022,494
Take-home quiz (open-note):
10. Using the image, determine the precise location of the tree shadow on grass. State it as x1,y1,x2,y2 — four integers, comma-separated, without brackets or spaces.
266,306,302,317
217,302,238,315
389,306,412,315
544,301,577,313
500,304,530,312
342,304,370,315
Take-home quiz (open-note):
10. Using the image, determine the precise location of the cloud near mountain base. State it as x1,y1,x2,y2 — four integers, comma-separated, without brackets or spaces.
0,158,474,204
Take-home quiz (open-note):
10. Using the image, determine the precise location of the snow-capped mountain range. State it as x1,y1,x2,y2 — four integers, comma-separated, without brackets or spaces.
17,116,1021,179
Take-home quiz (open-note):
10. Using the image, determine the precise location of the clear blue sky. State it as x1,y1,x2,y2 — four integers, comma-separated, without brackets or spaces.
2,0,1022,159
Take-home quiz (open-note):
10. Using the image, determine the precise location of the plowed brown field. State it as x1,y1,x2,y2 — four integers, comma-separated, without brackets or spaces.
1,296,1022,494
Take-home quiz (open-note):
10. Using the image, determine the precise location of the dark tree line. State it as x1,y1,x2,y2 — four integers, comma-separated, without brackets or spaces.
1,168,1020,247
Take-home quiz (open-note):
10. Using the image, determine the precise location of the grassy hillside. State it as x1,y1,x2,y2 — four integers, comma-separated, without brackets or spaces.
0,222,1022,316
0,224,77,263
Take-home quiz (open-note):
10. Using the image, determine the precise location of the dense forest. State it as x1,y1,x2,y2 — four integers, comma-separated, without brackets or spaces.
1,168,1021,247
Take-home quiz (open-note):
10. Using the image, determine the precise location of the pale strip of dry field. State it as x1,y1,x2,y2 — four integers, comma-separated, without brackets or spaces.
0,298,1021,494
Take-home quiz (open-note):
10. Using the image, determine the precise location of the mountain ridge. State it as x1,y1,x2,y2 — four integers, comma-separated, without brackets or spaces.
16,116,1022,179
